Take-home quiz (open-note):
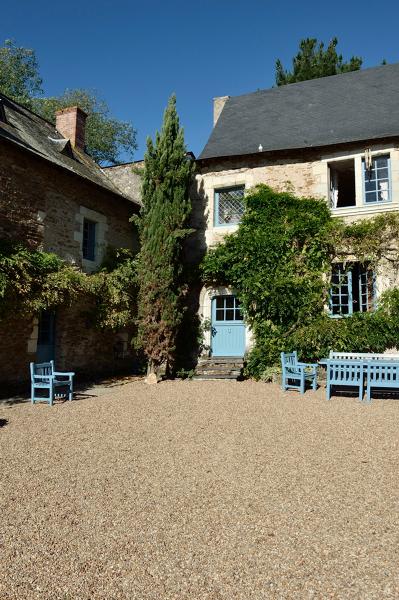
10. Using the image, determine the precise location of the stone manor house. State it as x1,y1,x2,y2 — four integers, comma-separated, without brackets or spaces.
194,63,399,361
1,62,399,387
0,95,142,389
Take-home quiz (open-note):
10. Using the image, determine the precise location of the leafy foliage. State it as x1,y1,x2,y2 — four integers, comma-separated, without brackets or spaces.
202,185,399,379
134,95,193,375
203,185,333,326
334,212,399,265
275,37,362,86
33,89,137,165
87,248,137,330
0,39,43,106
0,240,84,316
0,241,137,330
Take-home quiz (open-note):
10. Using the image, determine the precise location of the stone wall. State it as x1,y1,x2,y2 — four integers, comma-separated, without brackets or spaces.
55,301,137,380
0,140,139,391
194,140,399,249
103,161,144,206
193,140,399,359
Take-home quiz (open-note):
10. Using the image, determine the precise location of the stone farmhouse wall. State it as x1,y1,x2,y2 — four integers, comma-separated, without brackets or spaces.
195,140,399,247
103,161,143,206
193,140,399,356
0,141,139,391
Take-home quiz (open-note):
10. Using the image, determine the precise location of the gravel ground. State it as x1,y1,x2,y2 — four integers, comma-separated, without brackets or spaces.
1,379,399,600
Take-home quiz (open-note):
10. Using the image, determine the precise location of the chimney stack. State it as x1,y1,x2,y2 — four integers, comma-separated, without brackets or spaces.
213,95,230,126
55,106,87,151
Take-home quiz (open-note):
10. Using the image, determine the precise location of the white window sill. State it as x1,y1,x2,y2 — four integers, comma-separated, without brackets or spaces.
213,223,240,230
331,202,396,217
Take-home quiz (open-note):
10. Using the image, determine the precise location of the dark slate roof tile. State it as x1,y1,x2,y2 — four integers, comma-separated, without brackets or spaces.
199,64,399,160
0,93,139,206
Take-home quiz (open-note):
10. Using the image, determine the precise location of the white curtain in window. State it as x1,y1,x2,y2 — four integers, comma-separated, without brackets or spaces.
329,170,339,209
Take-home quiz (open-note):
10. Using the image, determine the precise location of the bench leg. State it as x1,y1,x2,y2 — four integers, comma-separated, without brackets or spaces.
312,374,317,391
359,382,364,402
31,385,35,404
68,380,73,402
366,385,371,403
300,374,305,395
326,382,331,401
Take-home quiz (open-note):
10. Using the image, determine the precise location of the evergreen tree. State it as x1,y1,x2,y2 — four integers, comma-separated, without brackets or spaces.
135,95,193,377
275,37,362,86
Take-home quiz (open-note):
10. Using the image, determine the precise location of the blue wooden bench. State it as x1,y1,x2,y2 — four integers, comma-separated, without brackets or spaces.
329,351,399,361
366,362,399,402
30,361,75,406
325,360,364,401
281,351,318,394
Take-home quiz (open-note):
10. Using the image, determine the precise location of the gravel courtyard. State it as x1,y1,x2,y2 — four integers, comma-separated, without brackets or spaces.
1,379,398,600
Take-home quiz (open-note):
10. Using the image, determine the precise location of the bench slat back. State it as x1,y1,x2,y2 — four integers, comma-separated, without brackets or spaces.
330,351,399,361
367,362,399,385
30,361,54,379
281,352,301,374
328,361,364,384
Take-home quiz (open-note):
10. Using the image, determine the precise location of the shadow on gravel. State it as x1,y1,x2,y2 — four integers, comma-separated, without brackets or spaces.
331,388,399,401
0,418,8,428
0,375,144,407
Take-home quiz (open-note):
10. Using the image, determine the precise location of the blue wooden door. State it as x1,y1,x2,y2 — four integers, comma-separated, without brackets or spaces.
36,310,56,363
211,295,245,357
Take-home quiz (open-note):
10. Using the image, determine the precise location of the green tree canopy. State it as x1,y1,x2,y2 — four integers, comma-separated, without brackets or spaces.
33,90,137,165
0,39,137,165
134,95,193,376
275,37,362,86
0,39,43,106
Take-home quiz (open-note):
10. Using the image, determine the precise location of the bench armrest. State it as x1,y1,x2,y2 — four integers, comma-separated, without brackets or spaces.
297,362,317,370
53,371,75,377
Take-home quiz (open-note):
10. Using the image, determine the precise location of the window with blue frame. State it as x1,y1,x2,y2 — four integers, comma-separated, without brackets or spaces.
363,155,391,204
215,296,243,321
82,218,96,261
214,186,245,226
330,262,375,316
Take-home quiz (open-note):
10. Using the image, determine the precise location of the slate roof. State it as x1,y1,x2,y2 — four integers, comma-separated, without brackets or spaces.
0,93,139,206
199,64,399,160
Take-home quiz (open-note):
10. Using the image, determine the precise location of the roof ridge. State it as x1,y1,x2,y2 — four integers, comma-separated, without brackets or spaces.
199,62,399,160
226,62,398,101
0,91,59,130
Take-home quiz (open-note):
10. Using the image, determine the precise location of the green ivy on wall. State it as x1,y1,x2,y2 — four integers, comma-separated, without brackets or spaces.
201,185,399,379
0,240,137,331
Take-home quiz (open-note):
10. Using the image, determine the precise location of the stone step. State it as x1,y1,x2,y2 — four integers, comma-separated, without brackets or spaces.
195,364,242,372
195,370,242,378
194,357,244,381
193,373,240,380
198,357,243,365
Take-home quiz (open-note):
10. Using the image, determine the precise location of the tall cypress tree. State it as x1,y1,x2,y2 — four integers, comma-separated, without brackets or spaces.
135,95,193,377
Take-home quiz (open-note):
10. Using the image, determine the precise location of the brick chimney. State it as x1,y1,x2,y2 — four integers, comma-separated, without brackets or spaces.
213,95,230,126
55,106,87,151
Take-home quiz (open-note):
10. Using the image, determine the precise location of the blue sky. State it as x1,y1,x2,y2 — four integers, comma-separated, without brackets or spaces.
2,0,399,160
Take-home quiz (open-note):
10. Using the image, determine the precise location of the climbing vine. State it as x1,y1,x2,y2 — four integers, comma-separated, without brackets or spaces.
0,240,137,330
201,185,399,379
